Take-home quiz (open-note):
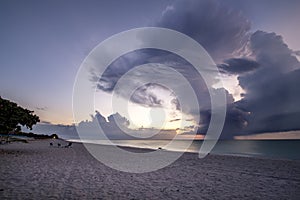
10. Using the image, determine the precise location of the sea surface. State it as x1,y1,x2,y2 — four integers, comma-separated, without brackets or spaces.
67,139,300,160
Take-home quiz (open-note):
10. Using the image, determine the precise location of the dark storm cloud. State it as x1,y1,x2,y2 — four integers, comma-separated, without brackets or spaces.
198,104,248,139
194,88,248,138
92,0,251,97
89,0,253,138
236,31,300,134
130,83,165,107
218,58,259,74
92,49,212,111
93,53,139,92
89,0,300,138
92,49,170,92
156,0,251,60
129,83,182,110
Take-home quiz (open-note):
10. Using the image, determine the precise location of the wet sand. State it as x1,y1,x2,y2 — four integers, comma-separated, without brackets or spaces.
0,139,299,199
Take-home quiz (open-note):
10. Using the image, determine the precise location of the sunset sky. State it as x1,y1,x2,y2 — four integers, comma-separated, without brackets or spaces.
1,0,300,139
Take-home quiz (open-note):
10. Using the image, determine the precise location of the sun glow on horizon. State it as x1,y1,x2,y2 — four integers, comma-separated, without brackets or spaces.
93,87,197,133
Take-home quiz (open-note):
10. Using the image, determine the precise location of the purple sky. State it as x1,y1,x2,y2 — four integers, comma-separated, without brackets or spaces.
0,0,173,124
1,0,300,139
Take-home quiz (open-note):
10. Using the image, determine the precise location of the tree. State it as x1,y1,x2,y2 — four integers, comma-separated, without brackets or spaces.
0,96,40,134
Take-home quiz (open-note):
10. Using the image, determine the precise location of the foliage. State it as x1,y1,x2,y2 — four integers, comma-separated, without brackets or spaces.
10,132,58,139
0,96,40,134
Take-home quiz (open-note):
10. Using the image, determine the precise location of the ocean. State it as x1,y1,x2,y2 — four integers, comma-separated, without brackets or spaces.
67,139,300,160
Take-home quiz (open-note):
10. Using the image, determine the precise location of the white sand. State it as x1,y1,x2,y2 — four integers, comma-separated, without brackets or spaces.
0,139,299,199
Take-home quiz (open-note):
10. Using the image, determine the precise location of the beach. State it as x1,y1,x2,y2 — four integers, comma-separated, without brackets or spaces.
0,139,300,199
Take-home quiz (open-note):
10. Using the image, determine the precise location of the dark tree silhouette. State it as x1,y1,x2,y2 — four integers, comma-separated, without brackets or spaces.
0,96,40,134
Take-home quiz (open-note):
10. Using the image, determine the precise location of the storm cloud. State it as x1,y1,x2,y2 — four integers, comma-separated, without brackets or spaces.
90,0,300,138
218,58,259,74
236,31,300,134
156,0,251,61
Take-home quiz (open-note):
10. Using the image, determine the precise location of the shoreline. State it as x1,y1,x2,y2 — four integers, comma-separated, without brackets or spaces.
2,137,299,162
67,138,300,162
1,139,300,199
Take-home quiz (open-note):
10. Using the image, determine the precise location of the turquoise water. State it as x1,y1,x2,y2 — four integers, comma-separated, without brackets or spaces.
68,139,300,160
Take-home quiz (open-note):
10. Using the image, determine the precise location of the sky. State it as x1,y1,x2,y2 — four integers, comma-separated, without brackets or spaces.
1,0,300,139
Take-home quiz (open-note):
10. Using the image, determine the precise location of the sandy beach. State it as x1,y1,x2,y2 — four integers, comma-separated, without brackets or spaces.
0,139,299,199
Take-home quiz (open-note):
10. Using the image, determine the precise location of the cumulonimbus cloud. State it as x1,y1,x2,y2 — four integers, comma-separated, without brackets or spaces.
89,0,300,138
236,31,300,134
